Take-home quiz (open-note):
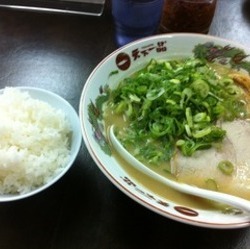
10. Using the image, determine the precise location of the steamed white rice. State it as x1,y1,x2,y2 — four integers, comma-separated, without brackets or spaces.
0,87,71,194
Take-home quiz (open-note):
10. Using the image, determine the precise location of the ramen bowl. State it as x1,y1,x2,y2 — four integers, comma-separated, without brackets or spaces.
79,33,250,228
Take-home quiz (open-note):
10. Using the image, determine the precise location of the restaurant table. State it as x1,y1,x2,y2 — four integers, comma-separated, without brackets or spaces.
0,0,249,249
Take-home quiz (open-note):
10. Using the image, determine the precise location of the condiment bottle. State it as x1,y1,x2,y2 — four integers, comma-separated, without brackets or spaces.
159,0,217,34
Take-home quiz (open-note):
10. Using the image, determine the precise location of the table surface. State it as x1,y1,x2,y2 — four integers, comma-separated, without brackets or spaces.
0,0,249,249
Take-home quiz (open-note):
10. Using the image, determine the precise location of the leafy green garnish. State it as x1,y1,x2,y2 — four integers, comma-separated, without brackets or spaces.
205,178,218,191
217,160,234,175
106,57,247,165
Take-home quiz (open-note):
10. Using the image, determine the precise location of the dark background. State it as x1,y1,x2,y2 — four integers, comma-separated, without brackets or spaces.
0,0,249,248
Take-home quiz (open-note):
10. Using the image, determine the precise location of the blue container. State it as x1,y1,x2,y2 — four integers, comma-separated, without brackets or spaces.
112,0,164,47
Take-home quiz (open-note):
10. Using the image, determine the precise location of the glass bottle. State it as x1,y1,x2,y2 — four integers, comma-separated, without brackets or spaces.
159,0,217,34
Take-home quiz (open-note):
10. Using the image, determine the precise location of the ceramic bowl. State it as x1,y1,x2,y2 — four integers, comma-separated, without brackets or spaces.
0,86,82,201
80,33,250,228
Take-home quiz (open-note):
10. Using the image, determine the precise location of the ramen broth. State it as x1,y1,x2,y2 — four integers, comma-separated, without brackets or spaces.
111,142,219,210
103,59,250,208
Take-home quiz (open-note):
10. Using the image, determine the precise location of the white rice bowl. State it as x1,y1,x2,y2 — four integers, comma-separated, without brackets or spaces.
0,87,82,201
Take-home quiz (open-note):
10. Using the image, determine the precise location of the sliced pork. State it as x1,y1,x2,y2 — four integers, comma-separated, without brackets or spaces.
171,119,250,200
